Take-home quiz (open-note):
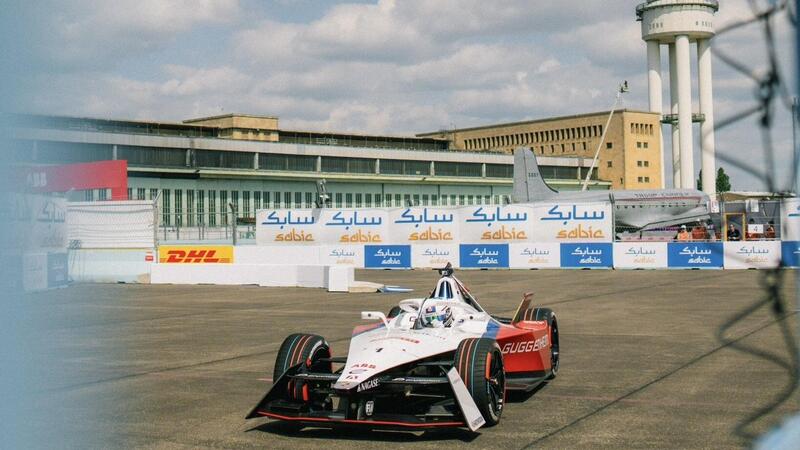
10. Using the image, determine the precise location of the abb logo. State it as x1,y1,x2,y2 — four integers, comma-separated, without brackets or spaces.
158,246,233,264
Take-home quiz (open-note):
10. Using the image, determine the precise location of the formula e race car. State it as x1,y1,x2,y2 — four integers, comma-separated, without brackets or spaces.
246,264,559,431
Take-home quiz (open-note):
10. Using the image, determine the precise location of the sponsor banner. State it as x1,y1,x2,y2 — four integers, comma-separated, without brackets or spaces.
459,205,534,243
459,244,509,268
364,245,411,269
508,243,561,269
724,241,781,269
318,209,388,245
158,245,234,263
781,198,800,241
319,245,365,267
389,207,460,244
780,241,800,268
560,243,613,268
8,194,68,252
256,209,318,245
667,243,724,269
47,252,68,288
613,242,668,269
412,244,459,269
535,202,612,243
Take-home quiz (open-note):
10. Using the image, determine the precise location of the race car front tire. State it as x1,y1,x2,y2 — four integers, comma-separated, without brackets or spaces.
273,333,332,401
453,337,505,427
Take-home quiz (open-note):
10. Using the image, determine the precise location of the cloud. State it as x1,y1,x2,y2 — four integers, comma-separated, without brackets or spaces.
34,0,241,69
21,0,796,190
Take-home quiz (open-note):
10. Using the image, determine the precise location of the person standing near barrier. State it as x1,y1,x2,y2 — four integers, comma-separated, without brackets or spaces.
764,221,776,239
745,219,761,240
705,219,716,241
691,221,708,241
676,225,691,241
727,224,742,241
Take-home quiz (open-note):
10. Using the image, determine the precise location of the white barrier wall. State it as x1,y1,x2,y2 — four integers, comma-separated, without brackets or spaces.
150,263,353,290
69,249,153,283
723,241,782,269
613,243,669,269
509,243,561,269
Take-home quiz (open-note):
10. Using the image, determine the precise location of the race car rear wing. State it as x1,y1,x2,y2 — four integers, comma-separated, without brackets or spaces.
511,293,534,325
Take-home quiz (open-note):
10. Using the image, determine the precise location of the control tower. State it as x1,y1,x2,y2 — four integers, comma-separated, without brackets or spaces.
636,0,719,195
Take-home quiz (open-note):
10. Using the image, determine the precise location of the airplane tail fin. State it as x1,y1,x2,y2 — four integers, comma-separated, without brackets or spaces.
512,147,558,203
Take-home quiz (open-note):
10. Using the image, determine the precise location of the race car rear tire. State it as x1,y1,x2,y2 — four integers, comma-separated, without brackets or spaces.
524,308,559,380
273,334,332,401
453,338,505,427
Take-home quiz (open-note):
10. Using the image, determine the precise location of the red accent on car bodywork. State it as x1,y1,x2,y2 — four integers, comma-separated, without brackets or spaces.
257,411,465,428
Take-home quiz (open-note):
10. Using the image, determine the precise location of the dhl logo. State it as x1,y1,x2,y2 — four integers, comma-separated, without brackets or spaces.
158,246,233,263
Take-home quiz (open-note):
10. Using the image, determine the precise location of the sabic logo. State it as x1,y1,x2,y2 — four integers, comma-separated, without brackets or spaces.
162,250,226,263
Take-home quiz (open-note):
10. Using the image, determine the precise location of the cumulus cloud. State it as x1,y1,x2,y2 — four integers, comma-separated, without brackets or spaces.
34,0,241,69
23,0,796,189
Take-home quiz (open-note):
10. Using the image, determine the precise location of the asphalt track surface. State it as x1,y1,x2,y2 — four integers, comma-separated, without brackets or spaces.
29,269,799,449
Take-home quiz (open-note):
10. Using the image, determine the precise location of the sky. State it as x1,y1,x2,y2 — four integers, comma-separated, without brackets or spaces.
9,0,799,191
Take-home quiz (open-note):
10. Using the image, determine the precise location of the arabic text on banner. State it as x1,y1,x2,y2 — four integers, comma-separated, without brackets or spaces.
256,209,319,245
459,205,534,243
612,242,668,269
319,245,366,267
388,207,460,244
508,243,561,268
560,243,613,268
317,209,388,245
667,242,724,268
411,244,459,269
459,244,510,268
364,245,411,269
723,241,781,269
535,202,612,243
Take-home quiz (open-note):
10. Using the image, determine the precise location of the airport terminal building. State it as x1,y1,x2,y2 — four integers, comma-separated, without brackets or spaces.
418,109,664,190
10,114,609,227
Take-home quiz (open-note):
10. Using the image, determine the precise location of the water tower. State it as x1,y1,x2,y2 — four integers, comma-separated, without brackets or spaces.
636,0,719,195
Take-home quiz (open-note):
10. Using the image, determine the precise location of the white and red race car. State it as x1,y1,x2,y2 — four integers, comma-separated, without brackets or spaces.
247,264,559,431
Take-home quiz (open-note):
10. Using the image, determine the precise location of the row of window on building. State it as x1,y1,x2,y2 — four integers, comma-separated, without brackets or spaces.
630,123,655,135
21,141,514,178
95,188,512,227
462,124,606,151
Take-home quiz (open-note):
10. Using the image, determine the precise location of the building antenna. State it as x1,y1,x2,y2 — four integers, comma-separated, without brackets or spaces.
581,81,628,191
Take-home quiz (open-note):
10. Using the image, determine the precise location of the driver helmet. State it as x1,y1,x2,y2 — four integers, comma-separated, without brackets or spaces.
421,304,453,328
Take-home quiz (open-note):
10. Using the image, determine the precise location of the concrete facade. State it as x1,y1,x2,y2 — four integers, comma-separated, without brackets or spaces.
184,114,279,142
418,110,663,190
12,114,611,229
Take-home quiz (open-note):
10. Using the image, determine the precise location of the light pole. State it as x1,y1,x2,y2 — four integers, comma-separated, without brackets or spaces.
793,97,798,189
582,81,629,191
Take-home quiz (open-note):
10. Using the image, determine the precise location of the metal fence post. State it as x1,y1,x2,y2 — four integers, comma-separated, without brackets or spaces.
229,202,237,246
152,190,162,248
